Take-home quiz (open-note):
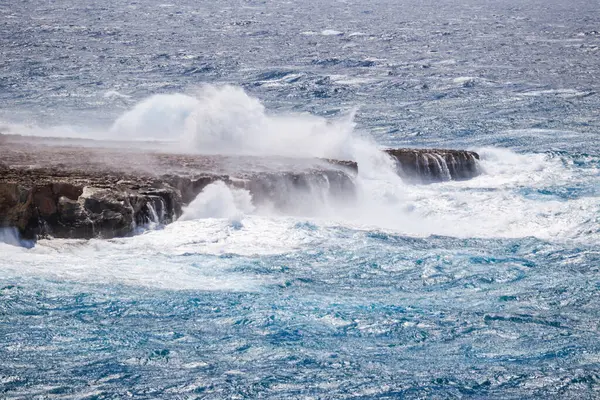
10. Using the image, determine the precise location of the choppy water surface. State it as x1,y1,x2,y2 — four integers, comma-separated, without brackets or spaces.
1,0,599,398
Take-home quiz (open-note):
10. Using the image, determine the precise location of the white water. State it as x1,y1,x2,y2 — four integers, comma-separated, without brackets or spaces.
110,85,369,161
3,84,598,243
179,181,255,222
1,85,598,290
121,86,594,241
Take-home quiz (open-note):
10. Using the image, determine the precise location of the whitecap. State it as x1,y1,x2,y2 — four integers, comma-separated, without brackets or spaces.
520,88,593,98
103,90,132,100
321,29,343,36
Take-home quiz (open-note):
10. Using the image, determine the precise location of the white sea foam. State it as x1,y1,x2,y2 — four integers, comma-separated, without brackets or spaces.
134,216,317,256
168,146,597,243
321,29,343,36
2,86,598,291
520,88,593,98
384,147,599,241
179,181,255,222
85,85,600,243
0,214,321,291
104,90,132,100
0,234,265,291
330,75,379,85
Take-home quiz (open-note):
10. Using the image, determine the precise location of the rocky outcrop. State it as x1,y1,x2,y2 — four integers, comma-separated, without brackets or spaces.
385,148,480,183
0,134,480,240
0,167,358,240
0,166,183,240
0,160,357,241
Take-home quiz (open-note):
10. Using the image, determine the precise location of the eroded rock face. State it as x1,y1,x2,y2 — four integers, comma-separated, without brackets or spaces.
385,148,480,183
0,165,357,240
0,182,36,236
0,134,480,240
0,176,184,240
233,169,356,213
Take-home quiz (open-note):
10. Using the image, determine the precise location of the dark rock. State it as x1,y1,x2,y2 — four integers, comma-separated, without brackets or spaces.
321,158,358,173
33,185,57,217
385,148,480,183
56,195,94,238
0,183,35,237
53,182,83,201
0,134,480,240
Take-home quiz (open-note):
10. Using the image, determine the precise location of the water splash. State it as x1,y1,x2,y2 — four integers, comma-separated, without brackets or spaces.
0,228,35,249
107,86,600,243
179,181,255,222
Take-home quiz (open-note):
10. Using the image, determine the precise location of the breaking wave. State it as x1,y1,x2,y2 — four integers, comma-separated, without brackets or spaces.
110,86,599,242
110,85,365,161
3,85,598,243
179,181,255,222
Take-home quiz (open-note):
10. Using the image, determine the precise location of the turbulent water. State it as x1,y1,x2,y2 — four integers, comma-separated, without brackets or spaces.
1,0,600,398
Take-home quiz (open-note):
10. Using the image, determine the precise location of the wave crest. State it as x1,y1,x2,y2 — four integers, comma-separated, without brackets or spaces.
110,85,362,160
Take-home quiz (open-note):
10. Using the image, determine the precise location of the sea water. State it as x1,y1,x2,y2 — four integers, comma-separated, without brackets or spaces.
1,0,599,398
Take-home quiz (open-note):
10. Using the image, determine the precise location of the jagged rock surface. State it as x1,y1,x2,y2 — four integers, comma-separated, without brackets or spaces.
0,134,480,240
0,136,358,239
385,148,480,183
0,166,183,240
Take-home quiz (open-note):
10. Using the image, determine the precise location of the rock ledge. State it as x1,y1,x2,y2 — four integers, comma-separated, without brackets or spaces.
0,135,479,240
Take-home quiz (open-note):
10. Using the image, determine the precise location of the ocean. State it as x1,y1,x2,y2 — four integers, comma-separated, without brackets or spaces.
1,0,599,398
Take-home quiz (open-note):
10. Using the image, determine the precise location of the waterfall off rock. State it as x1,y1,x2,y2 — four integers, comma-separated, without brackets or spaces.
0,134,479,240
385,148,480,183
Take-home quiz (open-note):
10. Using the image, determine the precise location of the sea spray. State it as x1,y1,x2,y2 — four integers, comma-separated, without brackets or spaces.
107,85,600,242
110,93,199,141
179,181,255,222
111,84,412,221
109,85,371,162
0,227,35,249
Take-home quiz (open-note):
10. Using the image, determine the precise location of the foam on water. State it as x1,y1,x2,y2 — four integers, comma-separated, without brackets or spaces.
321,29,343,36
3,85,598,248
370,148,599,241
179,181,255,221
103,90,132,100
0,233,265,291
0,212,332,291
0,86,598,295
135,216,318,257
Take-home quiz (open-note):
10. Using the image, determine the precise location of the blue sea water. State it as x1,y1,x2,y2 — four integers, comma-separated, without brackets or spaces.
1,0,600,398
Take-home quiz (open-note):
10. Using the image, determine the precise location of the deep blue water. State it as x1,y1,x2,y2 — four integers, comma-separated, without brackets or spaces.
2,233,600,398
1,0,600,398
